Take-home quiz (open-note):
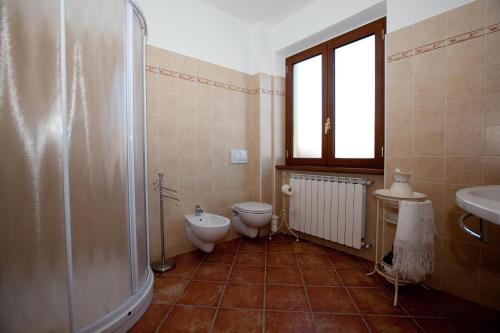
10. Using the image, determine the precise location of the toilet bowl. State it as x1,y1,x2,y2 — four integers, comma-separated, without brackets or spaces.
231,202,273,238
185,213,230,253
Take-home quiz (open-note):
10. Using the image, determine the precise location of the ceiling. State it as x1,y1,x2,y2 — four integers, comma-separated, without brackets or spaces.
200,0,318,25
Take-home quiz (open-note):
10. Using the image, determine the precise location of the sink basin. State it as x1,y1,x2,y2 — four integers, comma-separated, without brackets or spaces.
185,213,230,242
456,185,500,225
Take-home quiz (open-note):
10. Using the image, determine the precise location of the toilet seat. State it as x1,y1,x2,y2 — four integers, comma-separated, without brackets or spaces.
233,201,272,214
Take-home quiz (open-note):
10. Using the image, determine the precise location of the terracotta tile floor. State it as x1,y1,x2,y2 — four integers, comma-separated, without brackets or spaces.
130,234,500,333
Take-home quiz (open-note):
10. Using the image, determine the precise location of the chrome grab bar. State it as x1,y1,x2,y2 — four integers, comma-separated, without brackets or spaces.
458,212,485,242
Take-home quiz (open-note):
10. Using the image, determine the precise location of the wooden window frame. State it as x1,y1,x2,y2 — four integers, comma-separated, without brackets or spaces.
285,18,386,171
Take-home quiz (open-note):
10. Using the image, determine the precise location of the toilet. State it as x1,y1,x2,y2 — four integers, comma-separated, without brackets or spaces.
185,213,230,253
231,202,273,238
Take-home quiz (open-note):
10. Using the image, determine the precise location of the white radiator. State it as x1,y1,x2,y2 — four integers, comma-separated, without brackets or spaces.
289,174,371,249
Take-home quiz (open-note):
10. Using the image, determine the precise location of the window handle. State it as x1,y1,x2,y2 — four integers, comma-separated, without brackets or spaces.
324,117,331,135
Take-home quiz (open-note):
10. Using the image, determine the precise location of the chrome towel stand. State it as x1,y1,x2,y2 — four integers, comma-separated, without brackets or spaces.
151,173,180,273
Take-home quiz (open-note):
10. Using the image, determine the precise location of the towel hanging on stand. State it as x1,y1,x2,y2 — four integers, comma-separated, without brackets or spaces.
393,200,436,282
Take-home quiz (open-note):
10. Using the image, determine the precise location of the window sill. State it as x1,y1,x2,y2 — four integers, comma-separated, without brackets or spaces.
275,165,384,175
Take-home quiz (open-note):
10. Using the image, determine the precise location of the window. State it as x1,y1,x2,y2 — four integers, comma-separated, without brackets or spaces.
285,18,385,171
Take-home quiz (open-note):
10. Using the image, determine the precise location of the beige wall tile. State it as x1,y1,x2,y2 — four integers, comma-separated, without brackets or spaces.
445,127,484,156
446,37,485,73
415,74,445,107
158,158,178,178
442,238,481,271
486,32,500,65
146,48,260,258
487,63,500,95
414,48,445,80
479,276,500,309
484,156,500,184
413,182,445,210
414,13,446,46
178,80,196,117
445,157,483,185
177,54,197,77
486,94,500,125
414,102,445,131
179,116,195,138
178,158,196,177
387,57,413,86
486,0,500,25
414,130,444,156
447,67,485,101
481,245,500,279
442,264,480,301
158,76,179,117
146,45,159,67
444,184,472,212
384,0,500,310
413,157,444,182
387,131,413,156
158,137,179,159
157,114,178,138
386,25,414,56
426,263,443,289
387,107,412,132
485,125,500,155
386,83,413,110
446,0,485,37
446,97,485,129
195,175,212,194
179,136,195,155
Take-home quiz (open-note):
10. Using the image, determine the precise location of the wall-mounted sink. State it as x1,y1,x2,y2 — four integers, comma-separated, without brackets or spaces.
456,186,500,242
456,186,500,225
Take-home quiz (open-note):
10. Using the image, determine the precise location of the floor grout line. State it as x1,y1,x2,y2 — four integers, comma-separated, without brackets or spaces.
262,240,268,333
295,249,319,333
326,253,374,333
153,305,174,333
154,258,204,332
207,238,241,333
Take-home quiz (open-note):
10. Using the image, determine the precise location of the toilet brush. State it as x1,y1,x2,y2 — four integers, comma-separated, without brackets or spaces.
151,173,179,273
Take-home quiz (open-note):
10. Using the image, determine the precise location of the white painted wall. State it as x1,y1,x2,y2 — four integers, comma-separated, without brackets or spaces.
136,0,474,75
387,0,473,32
135,0,252,73
272,0,384,53
249,23,275,75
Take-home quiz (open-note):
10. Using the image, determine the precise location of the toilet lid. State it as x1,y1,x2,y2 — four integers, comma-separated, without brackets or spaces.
233,201,272,214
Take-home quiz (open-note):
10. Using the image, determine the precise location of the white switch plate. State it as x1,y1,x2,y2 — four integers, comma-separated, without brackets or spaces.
230,149,248,164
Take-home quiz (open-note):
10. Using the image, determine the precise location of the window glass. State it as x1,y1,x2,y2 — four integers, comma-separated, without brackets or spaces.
334,35,375,159
292,55,322,158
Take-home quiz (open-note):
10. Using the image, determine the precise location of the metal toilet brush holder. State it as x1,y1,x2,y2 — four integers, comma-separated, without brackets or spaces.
151,173,179,273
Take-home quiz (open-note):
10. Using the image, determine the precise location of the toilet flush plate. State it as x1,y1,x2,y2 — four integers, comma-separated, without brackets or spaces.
230,149,248,164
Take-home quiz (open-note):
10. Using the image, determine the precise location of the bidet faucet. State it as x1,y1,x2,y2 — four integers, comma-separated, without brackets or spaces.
195,204,204,216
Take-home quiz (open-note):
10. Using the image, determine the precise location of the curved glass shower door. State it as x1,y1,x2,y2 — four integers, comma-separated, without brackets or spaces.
0,0,151,332
0,0,70,331
65,0,132,328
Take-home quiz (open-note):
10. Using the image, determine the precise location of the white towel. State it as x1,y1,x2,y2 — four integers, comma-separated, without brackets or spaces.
393,200,436,282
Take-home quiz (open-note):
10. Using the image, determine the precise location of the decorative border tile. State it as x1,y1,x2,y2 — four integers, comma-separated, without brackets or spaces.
146,65,285,96
387,22,500,63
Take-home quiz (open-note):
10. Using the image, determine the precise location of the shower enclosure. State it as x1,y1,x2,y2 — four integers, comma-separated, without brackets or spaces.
0,0,152,332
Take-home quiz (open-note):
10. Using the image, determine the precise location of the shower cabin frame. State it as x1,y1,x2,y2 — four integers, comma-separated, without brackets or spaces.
59,1,153,332
0,0,152,330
